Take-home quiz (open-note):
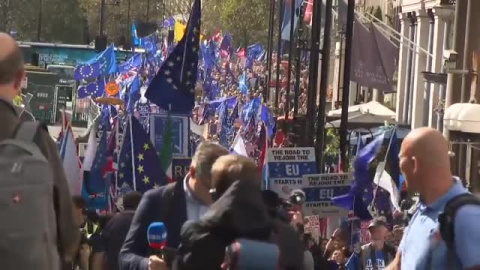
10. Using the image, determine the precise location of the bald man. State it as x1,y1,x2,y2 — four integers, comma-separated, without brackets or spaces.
0,33,79,269
387,128,480,270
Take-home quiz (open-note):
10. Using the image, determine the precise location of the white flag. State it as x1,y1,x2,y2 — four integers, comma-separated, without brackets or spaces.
60,128,83,196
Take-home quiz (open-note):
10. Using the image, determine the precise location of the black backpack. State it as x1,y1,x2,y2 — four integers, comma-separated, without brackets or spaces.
438,193,480,248
426,193,480,269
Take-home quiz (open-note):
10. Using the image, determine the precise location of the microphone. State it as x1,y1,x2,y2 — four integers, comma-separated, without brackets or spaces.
147,222,167,251
147,222,176,266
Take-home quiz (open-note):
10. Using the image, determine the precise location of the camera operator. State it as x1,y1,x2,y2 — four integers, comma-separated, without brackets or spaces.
174,155,304,270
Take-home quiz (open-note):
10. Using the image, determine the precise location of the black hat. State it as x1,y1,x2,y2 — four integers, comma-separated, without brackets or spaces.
368,217,387,229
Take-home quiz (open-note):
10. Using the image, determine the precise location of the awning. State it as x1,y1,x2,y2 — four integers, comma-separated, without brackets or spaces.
328,101,396,118
329,113,395,129
444,103,480,133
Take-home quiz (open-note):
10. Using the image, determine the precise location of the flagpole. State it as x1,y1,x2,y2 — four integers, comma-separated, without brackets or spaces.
315,0,333,172
265,0,276,100
284,0,296,124
129,115,137,191
274,0,285,109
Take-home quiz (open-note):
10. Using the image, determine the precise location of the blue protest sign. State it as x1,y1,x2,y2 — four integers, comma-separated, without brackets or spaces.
302,173,352,216
171,158,191,182
268,147,317,199
150,114,189,157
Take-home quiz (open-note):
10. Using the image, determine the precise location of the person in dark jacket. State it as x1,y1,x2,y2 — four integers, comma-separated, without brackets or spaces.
119,142,229,270
91,191,142,270
0,32,79,269
174,155,304,270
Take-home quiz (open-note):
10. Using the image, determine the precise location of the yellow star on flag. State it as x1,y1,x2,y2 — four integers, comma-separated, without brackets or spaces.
138,153,144,161
142,176,150,184
119,173,124,179
120,162,126,168
143,143,150,150
153,183,160,189
137,165,144,173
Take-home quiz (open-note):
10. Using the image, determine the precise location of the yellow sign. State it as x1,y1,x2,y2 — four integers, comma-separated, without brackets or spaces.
174,20,205,42
105,82,119,96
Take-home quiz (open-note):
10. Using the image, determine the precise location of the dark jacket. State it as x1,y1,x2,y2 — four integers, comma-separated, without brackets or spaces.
174,180,304,270
0,100,79,261
102,210,135,270
119,179,187,270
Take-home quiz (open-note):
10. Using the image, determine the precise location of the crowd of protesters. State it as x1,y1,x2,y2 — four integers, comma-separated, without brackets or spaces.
1,30,480,270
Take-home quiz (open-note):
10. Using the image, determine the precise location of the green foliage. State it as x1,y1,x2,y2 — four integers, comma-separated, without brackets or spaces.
3,0,86,43
220,0,270,47
324,128,340,157
1,0,271,47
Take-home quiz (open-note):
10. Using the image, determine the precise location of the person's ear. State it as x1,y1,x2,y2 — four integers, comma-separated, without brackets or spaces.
13,69,25,93
412,156,419,175
189,166,196,179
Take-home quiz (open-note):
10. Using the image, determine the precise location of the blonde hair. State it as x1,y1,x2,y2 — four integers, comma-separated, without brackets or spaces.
211,155,261,195
191,142,229,188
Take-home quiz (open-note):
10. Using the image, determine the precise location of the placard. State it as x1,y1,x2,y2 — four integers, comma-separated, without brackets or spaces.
171,158,191,182
268,147,317,199
302,173,352,217
150,114,189,157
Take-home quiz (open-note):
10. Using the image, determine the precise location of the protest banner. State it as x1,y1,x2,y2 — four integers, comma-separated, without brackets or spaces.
268,147,317,199
150,114,189,157
360,220,371,244
302,173,352,216
171,158,191,182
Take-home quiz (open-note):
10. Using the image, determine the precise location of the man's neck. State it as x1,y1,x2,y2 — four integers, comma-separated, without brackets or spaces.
188,176,213,206
420,174,454,205
0,85,15,102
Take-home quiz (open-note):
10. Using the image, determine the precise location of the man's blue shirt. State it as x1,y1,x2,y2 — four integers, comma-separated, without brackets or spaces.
399,178,480,269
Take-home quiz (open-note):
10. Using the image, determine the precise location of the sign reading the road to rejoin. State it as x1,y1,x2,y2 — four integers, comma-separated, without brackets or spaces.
302,173,352,217
268,147,317,199
150,114,189,157
171,158,191,182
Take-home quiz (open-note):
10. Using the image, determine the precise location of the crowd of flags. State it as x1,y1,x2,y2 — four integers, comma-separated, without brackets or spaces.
62,0,405,233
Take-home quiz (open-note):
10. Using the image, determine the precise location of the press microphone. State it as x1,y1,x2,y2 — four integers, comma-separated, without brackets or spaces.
147,222,176,266
147,222,167,251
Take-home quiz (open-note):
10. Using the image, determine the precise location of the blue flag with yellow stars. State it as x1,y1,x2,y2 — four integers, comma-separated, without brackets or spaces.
77,79,105,99
87,44,118,76
117,116,168,192
145,0,201,114
74,62,101,81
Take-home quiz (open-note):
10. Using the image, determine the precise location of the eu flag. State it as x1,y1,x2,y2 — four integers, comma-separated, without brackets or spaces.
247,43,264,60
117,116,168,192
74,62,101,81
241,97,261,123
77,79,105,99
141,34,159,54
145,0,201,114
239,72,248,94
118,54,143,74
126,76,141,114
87,45,118,76
219,101,230,148
332,134,384,220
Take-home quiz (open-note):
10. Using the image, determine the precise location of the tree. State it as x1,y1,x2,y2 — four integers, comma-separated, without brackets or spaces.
220,0,270,47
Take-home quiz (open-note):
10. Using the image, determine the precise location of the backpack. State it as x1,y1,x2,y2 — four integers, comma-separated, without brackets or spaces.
437,193,480,267
0,122,59,270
